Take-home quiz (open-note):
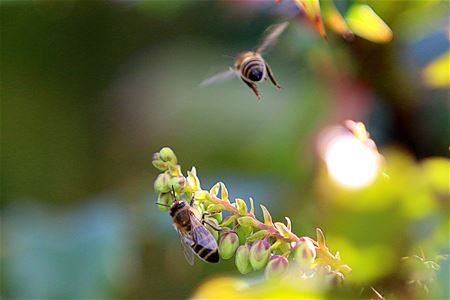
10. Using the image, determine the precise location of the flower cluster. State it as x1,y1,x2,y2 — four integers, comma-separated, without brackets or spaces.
153,147,351,282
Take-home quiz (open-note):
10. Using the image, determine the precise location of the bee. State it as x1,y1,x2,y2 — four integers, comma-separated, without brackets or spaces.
200,21,288,100
157,194,220,265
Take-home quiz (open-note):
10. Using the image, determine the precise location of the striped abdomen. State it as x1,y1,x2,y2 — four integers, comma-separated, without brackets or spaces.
191,230,220,263
240,56,266,82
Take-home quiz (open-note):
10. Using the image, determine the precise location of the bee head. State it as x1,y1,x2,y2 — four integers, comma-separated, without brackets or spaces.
169,200,186,217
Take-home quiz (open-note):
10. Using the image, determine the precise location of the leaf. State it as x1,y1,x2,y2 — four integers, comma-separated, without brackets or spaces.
285,217,292,231
260,205,273,225
219,182,230,203
235,198,248,215
209,182,220,196
237,216,258,228
316,228,326,248
187,169,201,191
220,215,237,227
345,4,393,43
249,197,255,215
274,222,292,239
207,203,225,212
246,230,268,242
194,190,208,201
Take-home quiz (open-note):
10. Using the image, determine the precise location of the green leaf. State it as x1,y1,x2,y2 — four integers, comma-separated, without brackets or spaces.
246,230,268,242
285,217,292,231
219,182,230,203
274,222,292,239
221,215,238,227
238,216,258,228
235,198,248,215
249,197,255,215
210,182,220,196
236,225,253,244
207,203,225,212
260,205,273,225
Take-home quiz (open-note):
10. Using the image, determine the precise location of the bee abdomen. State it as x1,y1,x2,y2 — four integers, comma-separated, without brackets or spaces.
192,243,220,263
241,58,265,82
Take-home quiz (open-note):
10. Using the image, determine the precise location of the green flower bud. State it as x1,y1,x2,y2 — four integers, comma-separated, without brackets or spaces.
235,245,252,274
249,240,271,270
170,176,186,193
159,147,177,163
154,173,171,193
157,192,173,212
265,255,289,280
152,159,169,172
295,237,316,270
219,232,239,259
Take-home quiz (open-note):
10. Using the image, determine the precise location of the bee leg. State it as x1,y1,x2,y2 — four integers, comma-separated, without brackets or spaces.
202,220,223,232
265,62,281,89
190,193,195,206
241,77,261,100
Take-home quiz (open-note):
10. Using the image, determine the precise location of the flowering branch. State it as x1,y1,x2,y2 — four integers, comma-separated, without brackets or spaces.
153,147,351,281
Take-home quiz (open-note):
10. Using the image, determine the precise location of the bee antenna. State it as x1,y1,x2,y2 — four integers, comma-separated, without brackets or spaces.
155,202,171,207
222,53,235,59
171,185,176,196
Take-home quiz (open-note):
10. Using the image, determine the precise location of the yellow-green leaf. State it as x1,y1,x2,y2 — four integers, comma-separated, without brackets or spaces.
246,230,268,242
219,182,230,202
221,215,238,227
285,217,292,231
210,182,220,196
274,222,292,239
346,4,393,43
249,197,255,215
238,216,258,228
235,198,248,215
207,203,225,212
260,205,273,225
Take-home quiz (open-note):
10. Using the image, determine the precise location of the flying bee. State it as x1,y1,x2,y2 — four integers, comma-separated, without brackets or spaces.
157,194,220,265
200,21,288,100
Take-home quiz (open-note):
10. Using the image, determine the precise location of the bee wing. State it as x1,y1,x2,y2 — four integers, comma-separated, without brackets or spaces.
190,214,218,250
177,230,195,266
256,21,288,54
199,68,236,87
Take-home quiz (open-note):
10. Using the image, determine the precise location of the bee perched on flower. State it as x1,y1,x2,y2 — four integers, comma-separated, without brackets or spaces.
152,147,352,284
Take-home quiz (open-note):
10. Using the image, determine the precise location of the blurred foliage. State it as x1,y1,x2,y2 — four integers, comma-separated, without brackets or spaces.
1,0,449,299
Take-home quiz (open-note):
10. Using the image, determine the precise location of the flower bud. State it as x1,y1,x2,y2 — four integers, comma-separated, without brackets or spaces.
170,176,186,193
152,159,169,172
154,173,171,193
265,255,289,280
219,232,239,259
157,192,172,212
295,237,316,270
235,245,252,274
159,147,177,163
249,240,271,270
